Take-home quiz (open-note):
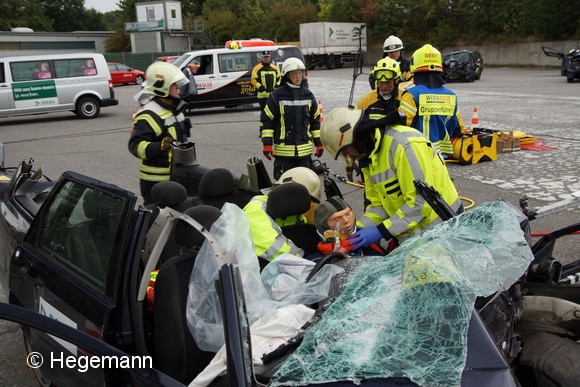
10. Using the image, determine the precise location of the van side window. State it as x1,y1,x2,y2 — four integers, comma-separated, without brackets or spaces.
0,63,5,83
28,181,128,291
218,52,255,73
54,58,96,77
194,55,213,75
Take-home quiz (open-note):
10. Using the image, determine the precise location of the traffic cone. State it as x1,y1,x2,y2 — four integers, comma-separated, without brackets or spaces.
318,100,324,123
470,107,480,129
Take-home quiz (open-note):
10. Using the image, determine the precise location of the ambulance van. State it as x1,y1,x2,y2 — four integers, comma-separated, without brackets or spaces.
0,53,118,119
172,45,306,109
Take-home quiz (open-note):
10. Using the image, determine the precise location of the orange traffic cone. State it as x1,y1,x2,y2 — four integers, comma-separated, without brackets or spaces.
470,107,480,129
318,100,324,123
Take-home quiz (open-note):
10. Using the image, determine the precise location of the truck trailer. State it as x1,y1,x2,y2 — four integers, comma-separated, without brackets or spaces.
299,22,367,70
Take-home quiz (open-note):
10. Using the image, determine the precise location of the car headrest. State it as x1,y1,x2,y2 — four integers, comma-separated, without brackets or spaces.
266,183,311,219
174,205,222,249
199,168,235,198
151,181,187,207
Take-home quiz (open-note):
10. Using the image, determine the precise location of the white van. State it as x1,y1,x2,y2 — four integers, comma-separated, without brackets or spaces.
0,53,118,119
172,45,306,109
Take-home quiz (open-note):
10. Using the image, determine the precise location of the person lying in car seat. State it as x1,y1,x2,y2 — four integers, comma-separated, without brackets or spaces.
314,196,389,256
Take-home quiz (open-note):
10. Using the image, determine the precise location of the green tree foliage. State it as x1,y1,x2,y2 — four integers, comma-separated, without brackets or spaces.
0,0,54,31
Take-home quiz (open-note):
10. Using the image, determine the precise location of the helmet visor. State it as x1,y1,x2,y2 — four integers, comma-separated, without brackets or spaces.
375,71,398,81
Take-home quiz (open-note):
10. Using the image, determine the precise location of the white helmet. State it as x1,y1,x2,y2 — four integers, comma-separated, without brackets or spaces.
383,35,404,53
281,57,306,76
277,166,321,202
144,61,189,97
320,108,364,160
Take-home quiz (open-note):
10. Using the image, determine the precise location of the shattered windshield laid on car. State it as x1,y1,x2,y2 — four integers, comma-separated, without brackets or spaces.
270,200,534,386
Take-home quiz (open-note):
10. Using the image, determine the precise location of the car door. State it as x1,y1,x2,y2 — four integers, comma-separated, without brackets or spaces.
108,63,123,84
0,60,15,117
9,171,138,386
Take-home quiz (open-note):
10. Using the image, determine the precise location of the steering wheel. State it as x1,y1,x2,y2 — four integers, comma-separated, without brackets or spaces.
306,252,347,282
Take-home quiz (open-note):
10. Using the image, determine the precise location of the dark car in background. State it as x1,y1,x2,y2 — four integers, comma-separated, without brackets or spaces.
107,62,146,85
542,46,580,77
442,49,483,82
566,52,580,83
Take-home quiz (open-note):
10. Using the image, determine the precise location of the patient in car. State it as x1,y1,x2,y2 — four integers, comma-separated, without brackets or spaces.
315,196,388,256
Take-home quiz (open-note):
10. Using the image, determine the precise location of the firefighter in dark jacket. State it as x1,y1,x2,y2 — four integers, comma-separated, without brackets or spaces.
128,61,192,205
260,57,323,180
251,51,281,111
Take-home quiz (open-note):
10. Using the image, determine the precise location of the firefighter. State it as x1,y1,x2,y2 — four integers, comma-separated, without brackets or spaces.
368,35,412,87
128,61,192,205
320,107,463,249
260,57,323,180
398,44,464,158
251,51,281,112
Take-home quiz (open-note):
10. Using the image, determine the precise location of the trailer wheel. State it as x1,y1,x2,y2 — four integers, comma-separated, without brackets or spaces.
326,55,337,70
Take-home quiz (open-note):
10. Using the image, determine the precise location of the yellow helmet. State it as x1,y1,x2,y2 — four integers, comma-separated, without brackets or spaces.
144,62,188,97
277,166,321,202
372,57,402,81
320,108,364,160
410,44,443,73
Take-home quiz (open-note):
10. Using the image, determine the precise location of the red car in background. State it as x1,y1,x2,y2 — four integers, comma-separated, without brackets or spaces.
107,62,146,85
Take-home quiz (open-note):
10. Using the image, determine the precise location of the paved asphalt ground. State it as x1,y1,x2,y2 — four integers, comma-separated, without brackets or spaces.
0,66,578,385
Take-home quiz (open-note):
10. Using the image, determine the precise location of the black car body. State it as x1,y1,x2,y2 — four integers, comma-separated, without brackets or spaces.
565,51,580,83
2,145,580,386
442,49,483,82
542,46,580,77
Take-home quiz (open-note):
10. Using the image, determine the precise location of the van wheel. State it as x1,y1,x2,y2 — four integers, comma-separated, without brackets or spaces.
76,97,100,119
135,75,145,85
23,334,54,387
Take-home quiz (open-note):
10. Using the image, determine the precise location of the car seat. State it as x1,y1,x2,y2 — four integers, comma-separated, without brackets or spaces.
194,167,254,209
266,183,320,256
153,205,222,383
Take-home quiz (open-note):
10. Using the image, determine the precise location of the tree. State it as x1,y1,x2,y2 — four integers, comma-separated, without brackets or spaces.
0,0,53,31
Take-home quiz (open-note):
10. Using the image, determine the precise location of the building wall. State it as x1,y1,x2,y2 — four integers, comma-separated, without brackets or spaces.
0,31,113,57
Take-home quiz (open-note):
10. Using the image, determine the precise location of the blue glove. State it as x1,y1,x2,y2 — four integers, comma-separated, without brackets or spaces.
348,226,382,250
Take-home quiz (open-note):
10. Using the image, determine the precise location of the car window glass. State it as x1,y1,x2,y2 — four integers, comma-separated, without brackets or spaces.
0,62,5,83
31,181,127,291
194,55,213,75
218,52,254,73
118,64,130,71
108,64,117,71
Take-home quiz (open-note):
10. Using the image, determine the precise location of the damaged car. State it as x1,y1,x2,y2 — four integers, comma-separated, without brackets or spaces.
442,49,483,82
1,143,580,387
542,46,580,77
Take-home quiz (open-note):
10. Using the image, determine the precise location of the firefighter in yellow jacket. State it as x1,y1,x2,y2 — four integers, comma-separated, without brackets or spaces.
251,51,281,112
320,107,463,249
128,62,192,205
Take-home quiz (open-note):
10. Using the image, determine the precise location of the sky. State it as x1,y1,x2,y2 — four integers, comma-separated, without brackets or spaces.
84,0,120,13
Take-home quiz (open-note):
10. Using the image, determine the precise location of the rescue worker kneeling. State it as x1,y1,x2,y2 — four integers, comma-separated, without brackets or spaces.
243,166,322,263
320,107,463,250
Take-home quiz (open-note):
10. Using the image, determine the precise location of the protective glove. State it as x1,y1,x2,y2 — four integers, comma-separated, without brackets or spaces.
347,226,382,250
258,85,266,93
262,145,273,160
315,145,324,158
160,136,173,152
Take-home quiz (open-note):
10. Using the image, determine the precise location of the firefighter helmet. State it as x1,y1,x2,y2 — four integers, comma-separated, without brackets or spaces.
320,108,364,160
410,44,443,73
383,35,404,53
144,62,189,97
277,166,321,202
372,57,402,81
281,57,306,76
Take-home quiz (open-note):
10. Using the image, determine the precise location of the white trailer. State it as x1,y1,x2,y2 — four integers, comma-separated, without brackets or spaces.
299,22,367,70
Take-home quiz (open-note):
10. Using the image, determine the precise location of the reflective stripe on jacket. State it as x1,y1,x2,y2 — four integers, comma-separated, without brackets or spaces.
251,62,281,99
243,195,304,261
261,84,322,158
358,125,462,239
399,84,460,156
129,100,188,182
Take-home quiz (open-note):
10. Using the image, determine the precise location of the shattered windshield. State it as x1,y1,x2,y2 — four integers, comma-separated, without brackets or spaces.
270,200,534,386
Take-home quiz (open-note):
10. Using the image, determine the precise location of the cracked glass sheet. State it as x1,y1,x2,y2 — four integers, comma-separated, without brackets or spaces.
269,200,534,386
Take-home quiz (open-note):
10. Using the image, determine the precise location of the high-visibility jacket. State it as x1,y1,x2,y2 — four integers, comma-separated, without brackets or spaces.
251,62,281,100
356,88,402,121
399,84,461,157
128,99,189,183
261,84,322,159
358,125,462,240
243,195,305,261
